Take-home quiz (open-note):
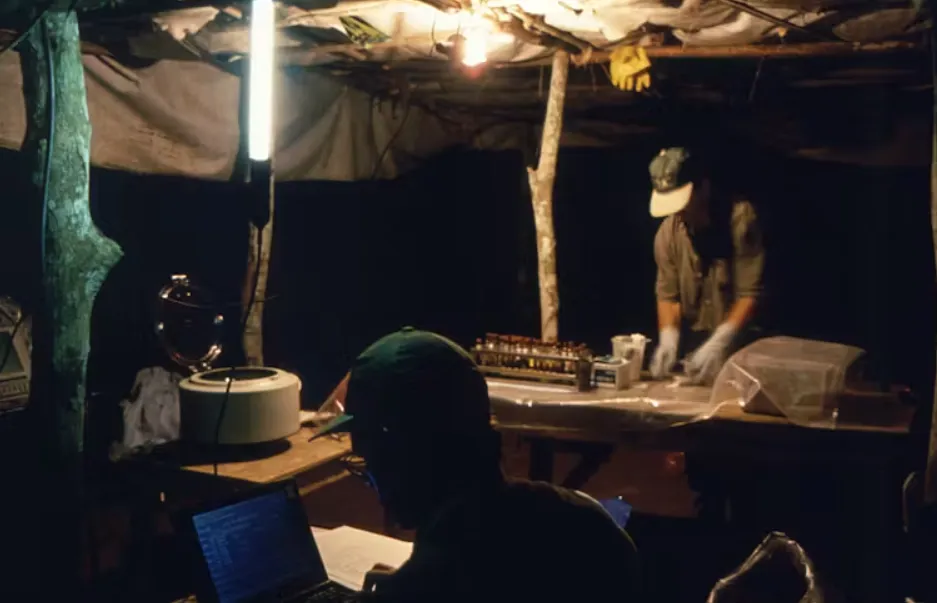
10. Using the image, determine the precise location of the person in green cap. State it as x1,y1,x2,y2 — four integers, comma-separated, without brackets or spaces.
313,328,641,602
646,147,765,385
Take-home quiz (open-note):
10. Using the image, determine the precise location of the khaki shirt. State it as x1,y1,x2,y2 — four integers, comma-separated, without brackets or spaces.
654,199,764,333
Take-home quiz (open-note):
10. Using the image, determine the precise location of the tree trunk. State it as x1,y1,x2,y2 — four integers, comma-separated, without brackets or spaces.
526,50,568,343
242,173,274,367
19,9,122,595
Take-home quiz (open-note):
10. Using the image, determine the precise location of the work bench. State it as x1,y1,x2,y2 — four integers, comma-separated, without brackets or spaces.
487,377,915,603
107,427,352,602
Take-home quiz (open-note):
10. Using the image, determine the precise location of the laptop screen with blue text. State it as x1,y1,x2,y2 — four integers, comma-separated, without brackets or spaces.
192,485,327,603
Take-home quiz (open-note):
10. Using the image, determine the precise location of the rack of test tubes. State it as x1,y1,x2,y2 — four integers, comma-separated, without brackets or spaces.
472,333,594,391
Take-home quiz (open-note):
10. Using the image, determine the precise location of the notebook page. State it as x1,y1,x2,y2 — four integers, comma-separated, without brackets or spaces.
310,525,413,591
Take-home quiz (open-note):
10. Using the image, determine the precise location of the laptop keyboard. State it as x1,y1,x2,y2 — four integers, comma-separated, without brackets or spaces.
298,583,358,602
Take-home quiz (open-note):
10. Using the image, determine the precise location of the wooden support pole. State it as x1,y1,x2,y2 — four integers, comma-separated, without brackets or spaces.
239,5,276,367
290,40,919,66
19,8,121,595
926,6,937,505
527,50,568,343
242,167,274,367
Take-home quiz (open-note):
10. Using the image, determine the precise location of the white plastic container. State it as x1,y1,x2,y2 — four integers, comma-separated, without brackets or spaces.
612,334,649,382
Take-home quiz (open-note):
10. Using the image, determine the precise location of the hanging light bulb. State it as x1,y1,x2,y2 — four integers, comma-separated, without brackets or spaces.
462,21,489,67
248,0,276,162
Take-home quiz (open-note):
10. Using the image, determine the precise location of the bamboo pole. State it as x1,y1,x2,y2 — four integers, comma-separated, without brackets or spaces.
527,50,568,343
242,167,274,367
19,8,121,595
288,40,919,66
240,9,276,368
925,9,937,505
596,40,918,59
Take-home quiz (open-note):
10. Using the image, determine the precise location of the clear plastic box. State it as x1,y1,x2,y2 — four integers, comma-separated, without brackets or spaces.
711,336,866,428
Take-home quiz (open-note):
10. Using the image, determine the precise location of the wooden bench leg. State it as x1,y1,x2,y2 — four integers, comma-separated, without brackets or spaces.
561,444,614,491
527,439,614,490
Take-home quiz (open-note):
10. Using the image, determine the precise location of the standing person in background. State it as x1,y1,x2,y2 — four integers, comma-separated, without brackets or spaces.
646,147,765,384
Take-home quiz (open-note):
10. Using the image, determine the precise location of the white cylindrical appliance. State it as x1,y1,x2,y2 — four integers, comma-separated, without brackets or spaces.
179,367,301,445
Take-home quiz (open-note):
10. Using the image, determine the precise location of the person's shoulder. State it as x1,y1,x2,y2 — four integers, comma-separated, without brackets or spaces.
503,480,641,592
502,479,631,538
502,477,577,503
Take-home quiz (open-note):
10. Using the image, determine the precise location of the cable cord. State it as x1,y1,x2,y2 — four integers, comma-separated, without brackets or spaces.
0,316,26,417
0,316,24,374
370,104,412,180
40,17,54,270
212,225,264,475
0,12,58,418
1,11,67,414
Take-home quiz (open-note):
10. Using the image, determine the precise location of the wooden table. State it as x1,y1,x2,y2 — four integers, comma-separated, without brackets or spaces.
126,427,352,500
112,427,352,603
487,377,913,486
120,426,353,553
488,378,915,603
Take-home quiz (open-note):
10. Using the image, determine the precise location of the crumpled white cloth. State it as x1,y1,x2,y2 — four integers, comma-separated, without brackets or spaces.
110,367,183,460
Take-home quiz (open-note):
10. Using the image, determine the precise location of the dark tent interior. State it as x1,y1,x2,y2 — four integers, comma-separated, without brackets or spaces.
0,2,934,599
1,91,933,442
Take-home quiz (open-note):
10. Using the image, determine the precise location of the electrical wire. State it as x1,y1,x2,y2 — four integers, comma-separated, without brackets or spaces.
40,17,54,270
370,104,412,180
0,317,24,375
0,4,68,419
0,315,26,416
212,224,264,475
211,368,235,476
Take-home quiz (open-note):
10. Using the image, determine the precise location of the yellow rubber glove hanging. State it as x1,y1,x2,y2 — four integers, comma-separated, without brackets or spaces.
609,46,652,92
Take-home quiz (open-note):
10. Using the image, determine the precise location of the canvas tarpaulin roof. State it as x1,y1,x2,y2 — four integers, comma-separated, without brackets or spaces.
0,17,930,182
0,50,454,181
134,1,924,66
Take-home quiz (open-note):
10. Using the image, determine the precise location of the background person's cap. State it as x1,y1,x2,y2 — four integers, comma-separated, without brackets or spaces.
310,327,491,439
649,147,701,218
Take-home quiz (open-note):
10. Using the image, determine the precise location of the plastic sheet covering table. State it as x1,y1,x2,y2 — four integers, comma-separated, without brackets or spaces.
488,377,724,434
487,376,730,488
487,376,913,487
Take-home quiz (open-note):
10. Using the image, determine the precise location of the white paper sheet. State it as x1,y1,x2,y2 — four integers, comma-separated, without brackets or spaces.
309,525,413,591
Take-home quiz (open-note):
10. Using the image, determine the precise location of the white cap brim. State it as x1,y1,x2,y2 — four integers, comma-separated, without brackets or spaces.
650,182,693,218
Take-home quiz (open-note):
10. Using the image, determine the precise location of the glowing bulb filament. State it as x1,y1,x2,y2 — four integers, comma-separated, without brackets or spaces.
462,27,488,67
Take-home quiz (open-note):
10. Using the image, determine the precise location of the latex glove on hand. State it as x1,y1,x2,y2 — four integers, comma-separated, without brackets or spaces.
649,327,680,378
684,323,737,385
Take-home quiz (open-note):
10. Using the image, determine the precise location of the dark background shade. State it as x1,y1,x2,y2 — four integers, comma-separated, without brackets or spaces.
0,141,932,456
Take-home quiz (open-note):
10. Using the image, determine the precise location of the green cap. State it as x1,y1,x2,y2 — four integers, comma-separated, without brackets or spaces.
310,328,490,440
649,147,701,218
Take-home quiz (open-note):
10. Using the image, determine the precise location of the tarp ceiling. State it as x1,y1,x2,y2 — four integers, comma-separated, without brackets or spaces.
0,0,930,180
0,51,458,180
123,0,926,66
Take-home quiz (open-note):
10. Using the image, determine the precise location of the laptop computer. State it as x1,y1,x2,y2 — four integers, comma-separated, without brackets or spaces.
178,480,357,603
